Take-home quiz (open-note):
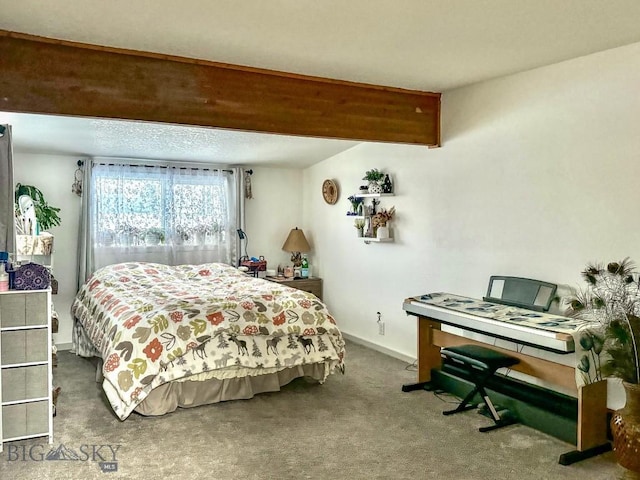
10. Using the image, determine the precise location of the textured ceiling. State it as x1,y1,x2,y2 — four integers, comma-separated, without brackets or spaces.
2,0,640,167
0,112,360,168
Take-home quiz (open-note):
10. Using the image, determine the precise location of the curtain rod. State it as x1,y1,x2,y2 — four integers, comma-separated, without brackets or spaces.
82,158,253,175
89,156,245,171
94,163,234,174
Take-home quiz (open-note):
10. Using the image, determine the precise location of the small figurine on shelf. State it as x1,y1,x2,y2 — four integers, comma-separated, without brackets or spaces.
382,174,393,194
371,198,380,215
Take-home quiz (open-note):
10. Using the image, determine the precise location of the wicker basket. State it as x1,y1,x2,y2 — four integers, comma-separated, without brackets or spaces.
612,382,640,473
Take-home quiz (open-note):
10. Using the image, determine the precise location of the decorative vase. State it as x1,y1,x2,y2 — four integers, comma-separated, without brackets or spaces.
145,233,161,245
611,381,640,474
382,174,393,194
357,228,363,238
376,225,389,239
368,181,383,194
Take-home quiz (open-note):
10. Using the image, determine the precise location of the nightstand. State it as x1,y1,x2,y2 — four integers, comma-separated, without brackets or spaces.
265,276,323,300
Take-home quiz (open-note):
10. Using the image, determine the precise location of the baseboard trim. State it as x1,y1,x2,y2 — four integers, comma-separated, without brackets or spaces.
342,333,415,364
56,342,73,351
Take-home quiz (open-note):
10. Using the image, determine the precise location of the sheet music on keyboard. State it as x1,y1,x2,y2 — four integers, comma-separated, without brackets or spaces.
417,292,587,335
403,292,595,354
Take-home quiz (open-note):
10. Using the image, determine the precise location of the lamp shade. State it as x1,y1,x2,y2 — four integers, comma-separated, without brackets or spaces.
282,227,310,253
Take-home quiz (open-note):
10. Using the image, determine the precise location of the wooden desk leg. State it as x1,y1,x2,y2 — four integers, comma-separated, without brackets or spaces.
402,316,442,392
558,380,612,465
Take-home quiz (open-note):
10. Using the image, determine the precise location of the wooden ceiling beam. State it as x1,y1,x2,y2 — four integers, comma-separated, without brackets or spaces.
0,30,440,146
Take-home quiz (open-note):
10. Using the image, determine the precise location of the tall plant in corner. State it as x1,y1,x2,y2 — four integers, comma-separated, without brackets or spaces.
568,259,640,476
15,183,62,231
568,258,640,384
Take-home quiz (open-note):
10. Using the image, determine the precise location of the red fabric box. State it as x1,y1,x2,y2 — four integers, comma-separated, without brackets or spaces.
240,256,267,272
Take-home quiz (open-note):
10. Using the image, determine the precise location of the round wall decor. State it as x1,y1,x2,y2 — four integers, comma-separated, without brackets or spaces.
322,179,339,205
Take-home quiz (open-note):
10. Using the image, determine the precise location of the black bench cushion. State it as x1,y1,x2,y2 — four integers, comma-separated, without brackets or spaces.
441,345,519,371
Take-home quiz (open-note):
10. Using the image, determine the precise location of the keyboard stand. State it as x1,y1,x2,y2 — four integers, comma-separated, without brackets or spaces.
402,286,611,464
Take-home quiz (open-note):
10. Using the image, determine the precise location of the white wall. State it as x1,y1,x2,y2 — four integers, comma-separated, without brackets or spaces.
12,40,640,379
13,154,81,348
11,157,303,347
304,41,640,363
244,167,304,270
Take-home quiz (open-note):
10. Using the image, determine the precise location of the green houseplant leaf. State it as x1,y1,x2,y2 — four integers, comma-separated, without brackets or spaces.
15,183,62,231
362,168,385,182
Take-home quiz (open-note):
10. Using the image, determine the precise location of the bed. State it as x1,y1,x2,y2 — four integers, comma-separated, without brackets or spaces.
71,262,345,420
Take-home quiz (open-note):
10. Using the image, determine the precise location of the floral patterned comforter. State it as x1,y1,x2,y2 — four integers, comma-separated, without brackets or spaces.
71,262,345,420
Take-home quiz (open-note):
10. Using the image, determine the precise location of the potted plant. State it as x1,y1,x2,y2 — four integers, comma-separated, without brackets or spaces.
362,169,385,194
144,227,165,245
362,168,385,183
174,225,190,244
371,207,395,239
567,258,640,473
14,183,62,231
117,223,141,245
354,218,365,237
347,195,363,215
192,223,220,244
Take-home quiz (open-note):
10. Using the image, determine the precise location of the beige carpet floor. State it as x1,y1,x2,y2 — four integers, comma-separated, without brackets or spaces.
0,341,628,480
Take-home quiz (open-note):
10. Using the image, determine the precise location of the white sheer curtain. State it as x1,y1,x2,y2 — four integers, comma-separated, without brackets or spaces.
86,162,242,274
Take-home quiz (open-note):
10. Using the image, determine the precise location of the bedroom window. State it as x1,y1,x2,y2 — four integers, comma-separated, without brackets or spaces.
89,163,241,271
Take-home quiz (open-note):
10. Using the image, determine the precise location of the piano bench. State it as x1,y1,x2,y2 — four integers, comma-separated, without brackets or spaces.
441,345,520,432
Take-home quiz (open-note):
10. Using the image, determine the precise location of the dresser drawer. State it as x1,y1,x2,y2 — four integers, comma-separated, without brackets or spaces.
265,277,323,300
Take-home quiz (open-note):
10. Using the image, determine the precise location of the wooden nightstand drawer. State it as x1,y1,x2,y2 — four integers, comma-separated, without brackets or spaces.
265,277,323,300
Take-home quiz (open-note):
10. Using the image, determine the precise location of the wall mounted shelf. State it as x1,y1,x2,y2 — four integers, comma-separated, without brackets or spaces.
354,193,394,198
349,198,395,244
361,237,394,244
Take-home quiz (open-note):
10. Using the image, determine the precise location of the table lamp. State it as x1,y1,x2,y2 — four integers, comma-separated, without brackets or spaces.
282,227,310,267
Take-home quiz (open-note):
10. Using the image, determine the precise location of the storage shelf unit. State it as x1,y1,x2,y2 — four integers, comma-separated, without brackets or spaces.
348,192,395,243
0,289,53,452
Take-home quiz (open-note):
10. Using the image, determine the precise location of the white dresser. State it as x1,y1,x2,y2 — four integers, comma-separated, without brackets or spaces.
0,289,53,451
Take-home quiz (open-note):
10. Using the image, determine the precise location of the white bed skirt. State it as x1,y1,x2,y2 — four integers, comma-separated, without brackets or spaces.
134,363,327,416
74,318,328,417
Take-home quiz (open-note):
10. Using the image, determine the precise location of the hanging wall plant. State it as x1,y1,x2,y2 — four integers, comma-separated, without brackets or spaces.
14,183,62,231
